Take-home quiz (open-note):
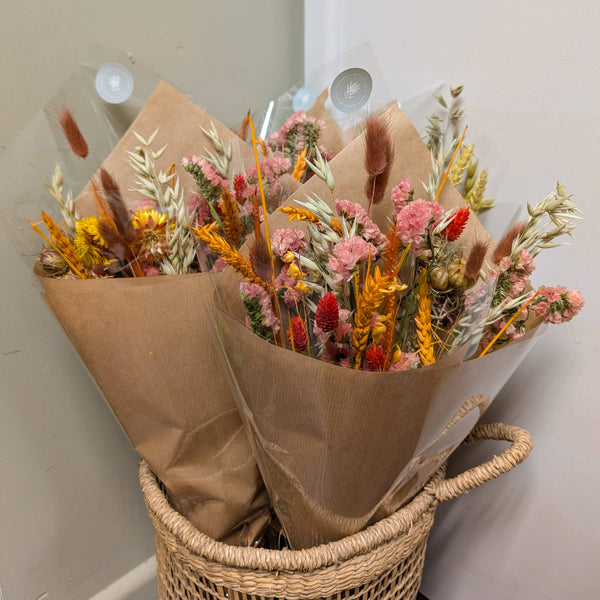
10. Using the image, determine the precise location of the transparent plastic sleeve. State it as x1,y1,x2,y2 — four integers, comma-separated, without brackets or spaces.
1,60,273,546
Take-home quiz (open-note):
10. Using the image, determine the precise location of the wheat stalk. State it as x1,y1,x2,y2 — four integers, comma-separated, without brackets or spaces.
449,144,474,188
191,225,271,292
415,276,436,366
352,266,398,368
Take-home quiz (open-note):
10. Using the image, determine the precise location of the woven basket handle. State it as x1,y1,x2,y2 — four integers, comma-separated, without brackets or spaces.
428,422,533,503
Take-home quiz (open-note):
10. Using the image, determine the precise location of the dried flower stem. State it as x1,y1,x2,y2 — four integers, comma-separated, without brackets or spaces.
478,291,540,358
249,117,285,344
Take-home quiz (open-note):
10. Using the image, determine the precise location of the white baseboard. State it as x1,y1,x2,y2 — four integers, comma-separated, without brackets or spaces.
88,555,157,600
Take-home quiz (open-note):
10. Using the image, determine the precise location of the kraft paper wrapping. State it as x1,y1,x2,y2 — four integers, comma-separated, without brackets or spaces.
213,104,542,548
35,81,270,545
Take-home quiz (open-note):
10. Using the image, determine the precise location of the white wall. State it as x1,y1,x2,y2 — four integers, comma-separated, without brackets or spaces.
0,2,303,599
305,1,599,598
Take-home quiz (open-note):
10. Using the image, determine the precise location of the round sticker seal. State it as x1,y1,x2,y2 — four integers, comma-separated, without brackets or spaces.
330,68,373,113
95,63,134,104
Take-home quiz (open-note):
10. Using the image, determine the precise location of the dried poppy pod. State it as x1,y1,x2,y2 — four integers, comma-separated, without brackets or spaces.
448,257,472,288
429,266,449,291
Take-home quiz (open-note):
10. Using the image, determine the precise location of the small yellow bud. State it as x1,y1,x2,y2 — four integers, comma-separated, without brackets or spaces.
283,251,296,263
392,347,403,364
372,322,387,344
288,263,306,280
295,281,311,295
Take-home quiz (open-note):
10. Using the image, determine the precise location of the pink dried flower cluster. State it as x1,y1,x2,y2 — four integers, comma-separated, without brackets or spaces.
187,193,211,226
495,249,536,299
335,199,387,246
244,157,292,183
395,198,445,256
390,177,412,215
533,286,585,324
271,228,307,260
268,111,320,147
318,308,353,368
274,263,303,308
328,236,379,285
240,281,281,334
181,155,229,189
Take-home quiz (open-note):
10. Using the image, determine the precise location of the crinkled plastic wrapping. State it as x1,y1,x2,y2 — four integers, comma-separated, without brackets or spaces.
210,99,545,549
246,43,395,159
0,63,271,545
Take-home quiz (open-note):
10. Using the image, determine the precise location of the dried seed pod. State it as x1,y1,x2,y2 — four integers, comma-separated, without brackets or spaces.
39,248,69,276
429,266,449,291
448,258,469,288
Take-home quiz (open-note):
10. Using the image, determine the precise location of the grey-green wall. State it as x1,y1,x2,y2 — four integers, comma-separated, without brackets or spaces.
0,2,303,599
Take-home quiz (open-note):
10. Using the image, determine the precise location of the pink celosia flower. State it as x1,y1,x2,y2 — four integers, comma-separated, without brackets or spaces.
271,228,307,260
395,199,445,256
391,177,412,214
328,236,379,285
335,199,387,246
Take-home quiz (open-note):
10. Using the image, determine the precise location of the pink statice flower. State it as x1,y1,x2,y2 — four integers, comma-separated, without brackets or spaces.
391,177,412,215
395,198,445,256
328,236,378,285
532,286,584,324
271,228,307,260
335,199,387,246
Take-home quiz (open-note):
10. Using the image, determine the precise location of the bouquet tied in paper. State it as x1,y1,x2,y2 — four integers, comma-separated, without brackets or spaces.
208,100,583,548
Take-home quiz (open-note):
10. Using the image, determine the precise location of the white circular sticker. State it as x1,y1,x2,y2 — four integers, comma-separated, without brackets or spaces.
95,63,134,104
330,68,372,113
293,84,318,112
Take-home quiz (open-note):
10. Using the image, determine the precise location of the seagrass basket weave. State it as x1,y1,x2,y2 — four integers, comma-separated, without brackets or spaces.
140,423,532,600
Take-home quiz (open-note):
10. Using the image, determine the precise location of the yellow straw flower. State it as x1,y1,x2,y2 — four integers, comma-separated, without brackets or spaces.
74,216,106,268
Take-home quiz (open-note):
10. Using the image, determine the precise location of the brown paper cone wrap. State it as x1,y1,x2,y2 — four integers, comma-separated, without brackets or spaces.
213,104,541,548
36,82,271,544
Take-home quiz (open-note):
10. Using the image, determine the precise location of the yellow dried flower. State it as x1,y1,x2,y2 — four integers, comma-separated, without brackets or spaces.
287,263,306,281
74,216,107,268
295,281,311,295
283,251,296,263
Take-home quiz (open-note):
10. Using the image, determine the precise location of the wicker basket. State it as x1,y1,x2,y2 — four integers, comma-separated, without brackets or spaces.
140,423,532,600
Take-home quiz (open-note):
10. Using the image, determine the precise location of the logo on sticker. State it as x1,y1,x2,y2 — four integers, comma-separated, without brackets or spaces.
330,68,372,113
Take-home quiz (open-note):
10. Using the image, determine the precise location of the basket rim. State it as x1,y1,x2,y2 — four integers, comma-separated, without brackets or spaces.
139,459,441,572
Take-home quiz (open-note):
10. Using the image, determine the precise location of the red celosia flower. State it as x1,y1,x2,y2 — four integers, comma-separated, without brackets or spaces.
288,316,308,352
442,207,470,241
315,292,339,332
365,343,386,371
233,174,247,203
